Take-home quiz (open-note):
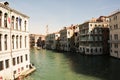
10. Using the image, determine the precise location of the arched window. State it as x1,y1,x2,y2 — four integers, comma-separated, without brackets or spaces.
11,16,15,29
25,36,27,48
12,35,15,49
16,17,18,30
16,36,18,49
20,36,22,48
19,18,22,31
0,11,2,27
0,34,2,51
4,35,7,50
4,13,7,28
24,21,27,31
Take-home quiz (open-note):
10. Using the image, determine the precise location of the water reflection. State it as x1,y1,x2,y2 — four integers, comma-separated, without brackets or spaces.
64,53,120,80
26,48,120,80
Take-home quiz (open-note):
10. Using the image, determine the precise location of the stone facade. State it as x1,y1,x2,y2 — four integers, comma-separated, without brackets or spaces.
45,32,60,50
0,2,30,79
79,16,109,55
109,11,120,58
59,25,74,51
29,34,45,48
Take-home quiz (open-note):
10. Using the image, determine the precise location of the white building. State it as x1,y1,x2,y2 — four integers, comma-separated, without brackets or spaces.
0,2,31,79
59,26,74,51
45,32,60,50
109,10,120,58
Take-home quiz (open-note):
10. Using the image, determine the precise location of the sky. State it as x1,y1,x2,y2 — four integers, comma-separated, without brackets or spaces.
0,0,120,35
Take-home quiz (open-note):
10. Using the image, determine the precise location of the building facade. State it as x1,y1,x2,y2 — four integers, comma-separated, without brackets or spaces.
69,25,79,52
109,11,120,58
29,34,35,47
45,32,60,50
59,25,74,52
0,2,31,79
79,16,109,55
29,34,45,48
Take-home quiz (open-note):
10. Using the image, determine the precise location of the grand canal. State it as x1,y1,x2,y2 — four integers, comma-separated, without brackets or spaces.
25,48,120,80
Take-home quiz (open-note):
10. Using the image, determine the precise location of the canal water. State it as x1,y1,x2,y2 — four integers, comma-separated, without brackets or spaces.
25,48,120,80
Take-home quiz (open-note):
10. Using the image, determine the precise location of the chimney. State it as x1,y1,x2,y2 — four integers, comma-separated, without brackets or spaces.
4,2,9,6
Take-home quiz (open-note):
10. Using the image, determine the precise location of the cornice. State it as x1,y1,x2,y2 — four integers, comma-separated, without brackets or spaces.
0,3,29,18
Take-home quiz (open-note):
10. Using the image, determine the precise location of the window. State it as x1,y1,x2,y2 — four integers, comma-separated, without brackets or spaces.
98,28,102,34
25,54,28,61
109,18,111,22
114,34,118,40
95,24,97,27
113,16,118,21
16,18,18,30
16,36,18,49
90,24,92,26
21,56,23,63
115,16,117,20
0,61,3,71
4,13,7,28
13,58,16,66
11,16,15,29
56,35,58,37
95,48,97,52
20,36,22,48
97,36,100,41
21,67,24,71
86,48,89,52
17,57,19,64
4,35,7,50
116,16,117,20
116,24,118,29
5,59,9,68
68,32,70,35
0,11,2,27
12,35,14,49
91,49,93,53
114,43,118,48
24,21,27,31
114,24,118,29
19,18,22,31
100,48,102,52
110,26,112,30
99,36,102,41
13,70,16,74
114,51,118,54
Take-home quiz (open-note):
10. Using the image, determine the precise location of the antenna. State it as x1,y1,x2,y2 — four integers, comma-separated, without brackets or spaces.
46,25,48,35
